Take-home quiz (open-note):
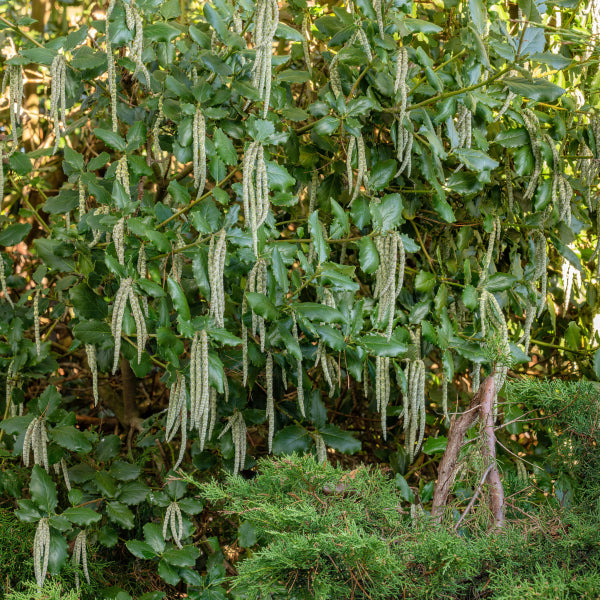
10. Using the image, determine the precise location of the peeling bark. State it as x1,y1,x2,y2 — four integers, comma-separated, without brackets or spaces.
431,375,505,528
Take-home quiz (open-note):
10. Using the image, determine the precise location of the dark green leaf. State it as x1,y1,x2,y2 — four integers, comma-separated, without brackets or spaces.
30,465,58,513
319,425,361,454
246,292,280,321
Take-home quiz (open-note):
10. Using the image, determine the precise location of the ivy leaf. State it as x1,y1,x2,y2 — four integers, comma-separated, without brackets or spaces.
30,465,58,514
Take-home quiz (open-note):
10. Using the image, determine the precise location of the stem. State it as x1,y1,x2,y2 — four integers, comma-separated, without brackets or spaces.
158,169,237,229
0,15,45,48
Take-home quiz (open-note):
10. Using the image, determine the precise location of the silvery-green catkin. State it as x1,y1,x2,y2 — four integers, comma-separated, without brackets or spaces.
125,2,151,86
374,0,385,38
86,344,99,406
78,179,86,218
522,108,542,201
106,0,118,131
250,0,279,117
242,142,270,256
266,352,274,453
0,253,13,308
33,517,50,588
208,229,227,327
34,289,41,357
72,530,90,589
193,106,206,198
50,53,67,153
2,65,24,147
302,14,312,74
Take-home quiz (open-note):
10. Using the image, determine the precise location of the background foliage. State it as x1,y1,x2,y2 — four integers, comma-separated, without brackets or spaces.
0,0,599,597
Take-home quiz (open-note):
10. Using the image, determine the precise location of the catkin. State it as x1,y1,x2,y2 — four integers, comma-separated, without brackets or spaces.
111,278,148,374
374,0,385,37
561,254,581,314
250,0,279,117
545,134,572,226
329,53,342,99
34,288,41,357
116,156,130,200
113,218,126,265
166,374,188,470
242,142,270,256
50,53,67,153
0,253,13,308
106,0,118,131
376,356,391,440
33,518,50,588
189,330,211,450
347,134,368,203
521,108,542,201
137,244,149,316
266,352,275,453
163,502,184,548
72,530,90,589
86,344,99,406
494,89,515,122
244,258,268,356
208,230,227,328
293,315,305,417
3,65,24,147
374,231,405,339
124,1,151,86
302,14,312,74
315,433,327,463
456,104,472,149
219,412,247,476
402,358,426,463
23,417,49,472
193,106,206,198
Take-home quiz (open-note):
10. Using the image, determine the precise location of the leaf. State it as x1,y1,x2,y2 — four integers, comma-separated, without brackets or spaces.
358,237,379,274
162,545,200,567
486,273,518,293
106,501,135,529
70,283,108,319
360,335,407,357
167,277,191,322
271,247,289,293
238,521,257,548
313,324,346,351
422,436,448,455
0,223,31,246
43,190,79,214
213,128,237,166
30,465,58,514
469,0,487,35
126,540,158,560
462,285,478,310
73,320,114,348
504,77,565,102
50,426,92,453
594,349,600,381
294,303,345,324
246,292,280,321
272,425,312,454
9,152,32,175
395,474,415,503
369,159,397,191
319,424,361,454
144,22,181,42
94,128,126,151
118,481,151,505
62,506,102,526
371,194,403,232
455,148,499,171
495,128,529,148
415,271,436,294
144,523,166,554
109,460,141,481
308,211,329,263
